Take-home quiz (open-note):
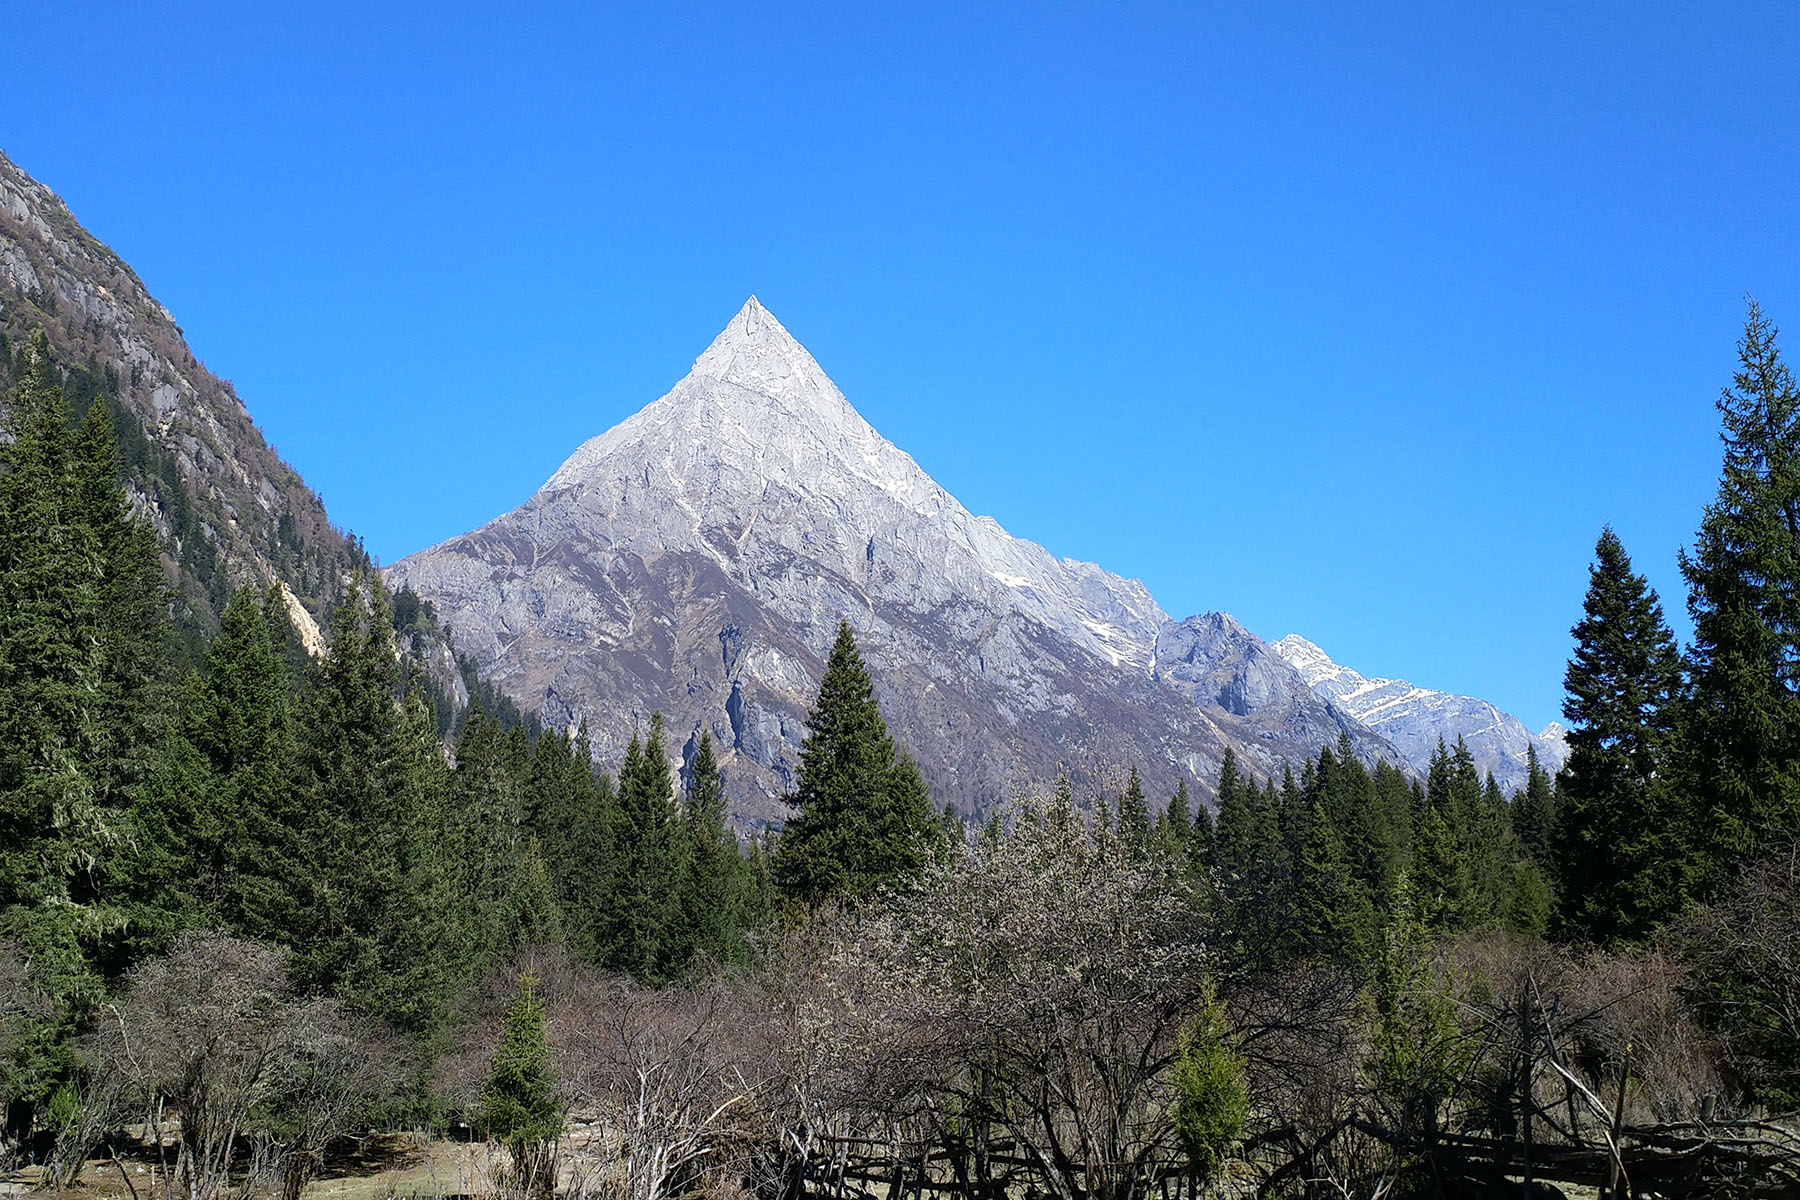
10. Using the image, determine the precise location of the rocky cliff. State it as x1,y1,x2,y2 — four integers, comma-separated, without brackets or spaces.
0,150,363,636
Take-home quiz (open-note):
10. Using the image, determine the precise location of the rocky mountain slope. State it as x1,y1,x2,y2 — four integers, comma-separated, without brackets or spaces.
0,152,478,710
0,151,360,634
390,298,1407,821
1272,635,1568,793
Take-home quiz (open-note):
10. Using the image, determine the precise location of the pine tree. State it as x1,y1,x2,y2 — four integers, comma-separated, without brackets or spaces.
287,578,462,1034
1680,300,1800,887
1289,800,1375,966
453,710,530,955
1210,750,1257,889
1558,527,1689,942
681,731,749,966
1160,779,1194,865
1414,741,1473,934
0,336,170,1111
481,974,562,1194
606,714,686,980
1186,781,1215,873
886,749,942,862
382,686,475,1035
133,586,295,941
1170,979,1248,1186
1049,774,1077,833
1511,744,1558,872
1119,766,1151,858
1322,734,1394,908
1211,752,1288,958
937,803,966,859
772,620,935,903
505,839,565,949
1281,762,1311,873
1468,771,1514,923
71,400,171,834
529,724,618,962
1372,759,1417,876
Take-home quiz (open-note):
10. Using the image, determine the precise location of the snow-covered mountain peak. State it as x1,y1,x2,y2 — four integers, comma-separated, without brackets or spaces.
542,297,912,499
497,298,1169,674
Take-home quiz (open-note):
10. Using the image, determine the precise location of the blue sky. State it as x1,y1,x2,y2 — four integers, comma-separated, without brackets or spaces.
5,3,1798,730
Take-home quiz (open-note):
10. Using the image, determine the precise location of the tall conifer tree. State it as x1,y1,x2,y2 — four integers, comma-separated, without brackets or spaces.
1512,744,1558,872
681,731,753,966
0,336,169,1111
1558,527,1688,942
607,714,686,979
1680,300,1800,886
136,586,294,939
772,620,935,903
1119,766,1152,858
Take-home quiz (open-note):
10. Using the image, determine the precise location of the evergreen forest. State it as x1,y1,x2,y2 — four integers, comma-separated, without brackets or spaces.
4,309,1800,1199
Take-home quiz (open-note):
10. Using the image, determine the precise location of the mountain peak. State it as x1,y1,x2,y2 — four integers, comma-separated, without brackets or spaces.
1271,634,1336,677
689,295,833,400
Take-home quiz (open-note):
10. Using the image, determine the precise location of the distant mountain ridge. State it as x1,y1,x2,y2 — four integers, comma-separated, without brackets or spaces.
1272,634,1567,792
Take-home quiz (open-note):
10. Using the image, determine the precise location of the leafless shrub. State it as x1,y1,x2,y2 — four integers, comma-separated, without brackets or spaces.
729,913,872,1200
87,932,403,1200
261,997,411,1200
441,946,771,1200
1562,947,1723,1122
1446,933,1725,1127
1670,843,1800,1107
557,975,762,1200
1227,961,1365,1190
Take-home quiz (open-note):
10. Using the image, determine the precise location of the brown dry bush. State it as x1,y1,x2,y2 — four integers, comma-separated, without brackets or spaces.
86,932,405,1200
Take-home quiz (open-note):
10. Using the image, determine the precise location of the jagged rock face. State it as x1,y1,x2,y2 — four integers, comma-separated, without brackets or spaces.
0,152,359,627
389,299,1408,822
1154,614,1399,765
1271,635,1569,793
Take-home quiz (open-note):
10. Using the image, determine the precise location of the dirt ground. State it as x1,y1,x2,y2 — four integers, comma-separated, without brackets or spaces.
4,1133,501,1200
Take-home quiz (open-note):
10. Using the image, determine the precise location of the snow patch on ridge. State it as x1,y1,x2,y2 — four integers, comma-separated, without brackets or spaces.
1270,634,1567,792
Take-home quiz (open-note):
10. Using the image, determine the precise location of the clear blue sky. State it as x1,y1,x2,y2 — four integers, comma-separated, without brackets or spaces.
5,3,1797,730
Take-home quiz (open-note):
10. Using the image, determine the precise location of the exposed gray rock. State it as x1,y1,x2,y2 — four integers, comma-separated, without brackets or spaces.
1154,613,1397,763
1271,635,1569,794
